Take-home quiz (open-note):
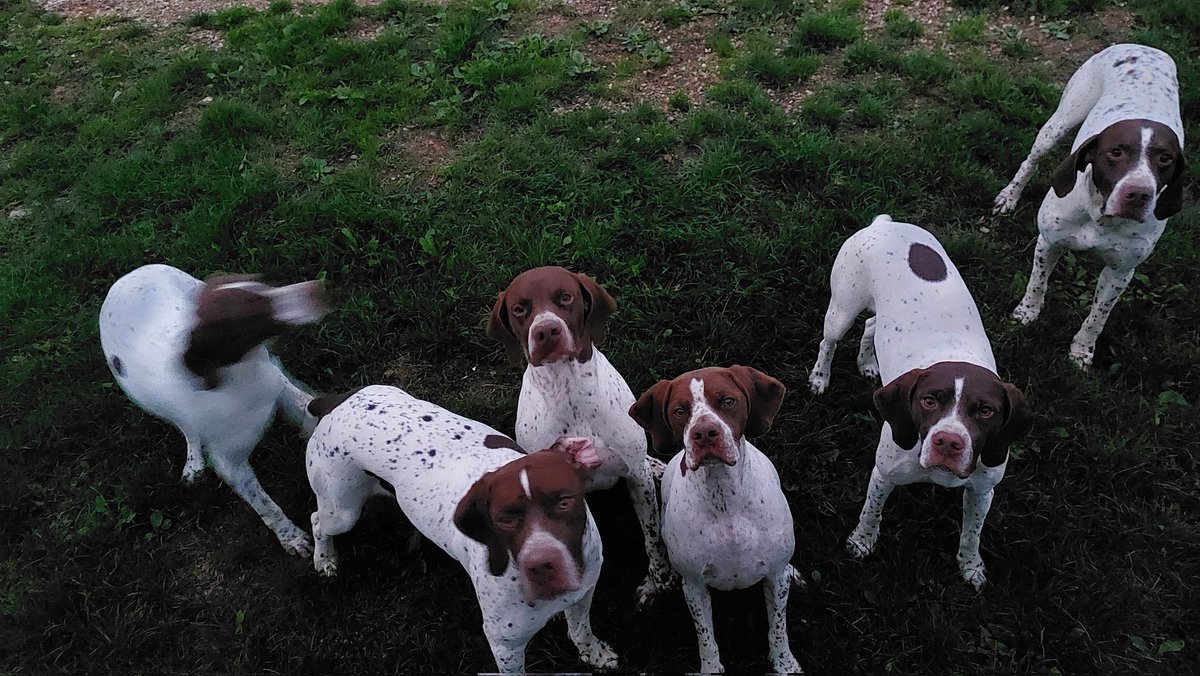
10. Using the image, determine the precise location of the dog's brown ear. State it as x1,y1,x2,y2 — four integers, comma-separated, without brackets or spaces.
574,273,616,363
307,387,365,419
873,368,925,450
629,379,678,456
981,382,1035,467
486,291,525,367
728,365,786,437
453,474,510,576
1050,134,1099,198
1155,151,1187,219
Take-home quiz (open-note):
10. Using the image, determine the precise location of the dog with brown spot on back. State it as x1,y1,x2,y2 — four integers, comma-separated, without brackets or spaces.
810,215,1034,589
993,43,1187,368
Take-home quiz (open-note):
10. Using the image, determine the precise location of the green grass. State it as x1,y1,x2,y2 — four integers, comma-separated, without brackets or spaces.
2,0,1199,673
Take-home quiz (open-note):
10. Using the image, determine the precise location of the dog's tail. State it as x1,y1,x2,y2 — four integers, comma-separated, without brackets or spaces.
275,358,319,439
869,214,894,228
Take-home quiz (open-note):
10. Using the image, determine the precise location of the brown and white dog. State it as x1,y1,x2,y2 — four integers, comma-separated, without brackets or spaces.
631,366,804,674
810,216,1034,588
305,385,617,674
99,264,324,555
993,43,1187,368
488,266,672,605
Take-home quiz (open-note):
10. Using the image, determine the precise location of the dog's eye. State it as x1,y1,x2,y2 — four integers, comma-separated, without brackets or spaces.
497,509,524,528
920,395,939,410
1107,148,1124,160
555,496,574,512
559,292,573,305
977,405,995,419
672,405,689,418
511,304,527,318
1158,153,1174,166
718,397,736,408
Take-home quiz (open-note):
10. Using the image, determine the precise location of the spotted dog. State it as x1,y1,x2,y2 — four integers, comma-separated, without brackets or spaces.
305,385,617,674
630,366,803,674
99,264,325,555
488,266,671,605
810,216,1034,588
993,43,1187,368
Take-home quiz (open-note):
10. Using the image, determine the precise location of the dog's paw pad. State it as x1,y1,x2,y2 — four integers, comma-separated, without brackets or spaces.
808,374,829,395
581,642,619,670
961,566,987,590
280,533,314,558
845,536,874,559
314,556,338,576
772,654,804,674
1068,342,1094,369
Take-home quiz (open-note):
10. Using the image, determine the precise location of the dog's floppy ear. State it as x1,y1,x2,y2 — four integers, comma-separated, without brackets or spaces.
1050,134,1099,198
873,368,925,450
486,290,525,367
307,387,366,419
980,382,1036,467
629,379,678,456
728,365,786,437
574,272,616,363
1155,151,1187,219
453,473,510,576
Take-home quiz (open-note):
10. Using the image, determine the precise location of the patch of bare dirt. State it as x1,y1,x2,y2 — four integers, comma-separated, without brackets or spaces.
988,5,1134,77
35,0,385,27
555,17,720,119
378,126,460,189
863,0,952,34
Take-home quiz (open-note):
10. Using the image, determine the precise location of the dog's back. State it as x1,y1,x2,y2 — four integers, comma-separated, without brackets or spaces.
1071,44,1182,152
306,385,520,560
830,215,995,381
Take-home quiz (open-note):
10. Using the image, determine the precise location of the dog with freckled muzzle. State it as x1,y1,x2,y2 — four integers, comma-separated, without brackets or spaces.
993,43,1188,369
810,215,1035,589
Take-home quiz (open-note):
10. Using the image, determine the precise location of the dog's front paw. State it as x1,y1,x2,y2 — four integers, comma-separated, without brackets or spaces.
279,530,314,558
808,372,829,395
857,359,879,381
1011,300,1042,325
635,568,678,608
1068,337,1095,369
771,651,804,675
578,639,619,671
181,465,205,485
314,553,338,577
992,187,1020,215
959,555,987,590
846,529,877,559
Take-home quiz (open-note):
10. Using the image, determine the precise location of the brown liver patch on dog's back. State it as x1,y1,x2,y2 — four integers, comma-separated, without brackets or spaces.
908,243,948,282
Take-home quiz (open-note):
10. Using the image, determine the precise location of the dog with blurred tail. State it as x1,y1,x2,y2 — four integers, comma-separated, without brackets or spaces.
100,263,325,556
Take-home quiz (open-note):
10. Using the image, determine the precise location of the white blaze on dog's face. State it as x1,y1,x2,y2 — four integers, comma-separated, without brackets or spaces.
453,437,601,606
486,266,617,367
873,362,1035,479
629,366,786,477
1057,119,1186,222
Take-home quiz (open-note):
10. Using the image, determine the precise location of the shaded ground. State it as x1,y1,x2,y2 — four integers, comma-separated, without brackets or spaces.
2,0,1198,674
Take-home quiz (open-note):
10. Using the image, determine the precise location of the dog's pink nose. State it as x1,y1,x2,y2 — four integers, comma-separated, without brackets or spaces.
1122,188,1152,205
690,422,721,448
525,558,558,581
931,431,965,455
532,324,562,347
